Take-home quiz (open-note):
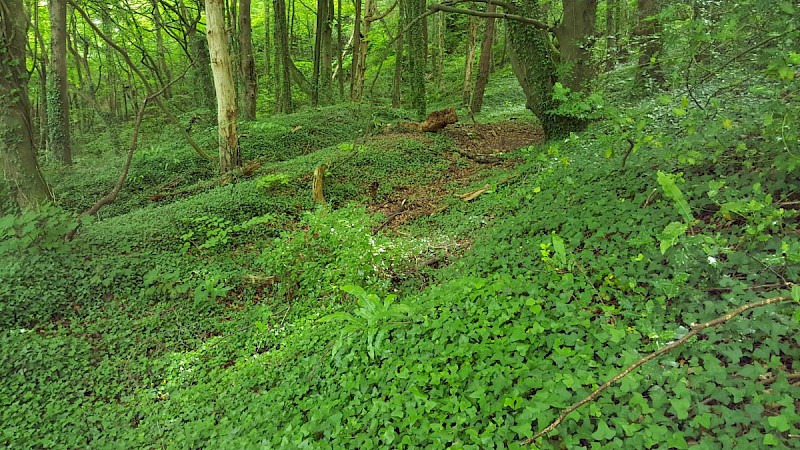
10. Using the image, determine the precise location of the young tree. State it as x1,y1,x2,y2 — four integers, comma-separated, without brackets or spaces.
205,0,241,173
462,13,478,107
470,3,497,114
47,0,72,165
0,0,52,210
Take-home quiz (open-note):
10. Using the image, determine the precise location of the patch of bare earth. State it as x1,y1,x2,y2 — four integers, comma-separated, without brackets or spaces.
368,120,545,231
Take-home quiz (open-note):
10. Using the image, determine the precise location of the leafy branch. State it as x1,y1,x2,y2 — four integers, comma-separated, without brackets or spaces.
521,291,797,445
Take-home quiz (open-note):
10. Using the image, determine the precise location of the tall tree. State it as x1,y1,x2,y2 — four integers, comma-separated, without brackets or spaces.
274,0,292,112
470,2,497,114
47,0,72,165
239,0,257,119
312,0,333,105
0,0,52,210
151,0,173,98
401,0,425,116
351,0,376,102
205,0,241,173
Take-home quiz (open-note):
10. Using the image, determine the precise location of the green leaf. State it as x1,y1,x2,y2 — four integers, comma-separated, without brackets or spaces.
670,396,691,420
767,415,791,432
657,171,695,223
763,434,781,446
791,285,800,302
551,233,567,267
659,222,688,254
591,420,616,440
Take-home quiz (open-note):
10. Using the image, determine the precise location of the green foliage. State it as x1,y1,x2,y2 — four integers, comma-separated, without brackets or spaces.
257,205,421,304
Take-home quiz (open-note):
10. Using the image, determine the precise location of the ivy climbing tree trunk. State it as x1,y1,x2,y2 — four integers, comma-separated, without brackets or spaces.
0,0,52,210
470,2,497,114
507,1,585,139
205,0,241,173
239,0,257,119
47,0,72,165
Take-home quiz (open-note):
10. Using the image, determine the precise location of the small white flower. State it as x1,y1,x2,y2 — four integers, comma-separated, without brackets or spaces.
707,256,717,266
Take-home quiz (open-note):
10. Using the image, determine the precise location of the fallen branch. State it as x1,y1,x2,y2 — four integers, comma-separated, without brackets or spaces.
373,199,408,234
457,184,491,201
521,293,796,445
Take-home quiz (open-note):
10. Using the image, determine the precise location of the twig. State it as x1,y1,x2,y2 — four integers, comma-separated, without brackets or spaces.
521,294,795,445
642,188,658,208
707,282,792,293
372,199,408,234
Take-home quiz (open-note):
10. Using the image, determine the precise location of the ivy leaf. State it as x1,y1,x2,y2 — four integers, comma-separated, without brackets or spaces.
767,415,791,432
591,420,616,440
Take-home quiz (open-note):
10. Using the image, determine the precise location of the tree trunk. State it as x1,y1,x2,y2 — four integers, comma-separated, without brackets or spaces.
47,0,72,165
239,0,257,119
605,0,617,70
470,3,496,114
312,0,333,105
33,3,49,151
350,0,362,101
205,0,241,173
635,0,664,89
435,11,444,87
508,1,585,139
462,14,478,107
0,0,52,209
391,24,403,108
264,0,272,93
554,0,597,92
401,0,425,117
152,0,173,98
336,0,344,98
351,0,375,102
274,0,293,112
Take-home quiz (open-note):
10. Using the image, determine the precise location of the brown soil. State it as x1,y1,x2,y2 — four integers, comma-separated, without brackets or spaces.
368,120,544,231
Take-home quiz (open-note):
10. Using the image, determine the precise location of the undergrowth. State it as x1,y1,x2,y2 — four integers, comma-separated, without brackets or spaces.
2,68,800,449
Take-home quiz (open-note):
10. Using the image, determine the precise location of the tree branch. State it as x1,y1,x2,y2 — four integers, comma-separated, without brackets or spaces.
521,293,796,445
429,4,553,32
